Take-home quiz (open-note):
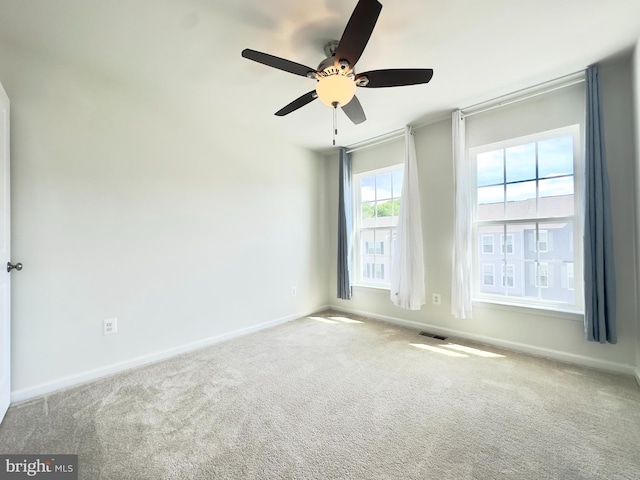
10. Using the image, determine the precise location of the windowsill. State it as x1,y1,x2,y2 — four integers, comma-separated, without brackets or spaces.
352,284,391,292
472,298,584,322
350,286,583,322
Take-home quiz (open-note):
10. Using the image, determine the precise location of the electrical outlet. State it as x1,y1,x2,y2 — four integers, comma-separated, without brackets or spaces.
432,293,441,305
291,287,297,297
103,318,118,336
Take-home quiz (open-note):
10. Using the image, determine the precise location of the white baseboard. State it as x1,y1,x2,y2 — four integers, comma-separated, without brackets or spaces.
11,308,326,403
330,305,637,378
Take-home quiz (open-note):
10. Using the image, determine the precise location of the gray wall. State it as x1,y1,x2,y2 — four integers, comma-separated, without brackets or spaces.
0,41,329,397
327,58,638,374
633,41,640,383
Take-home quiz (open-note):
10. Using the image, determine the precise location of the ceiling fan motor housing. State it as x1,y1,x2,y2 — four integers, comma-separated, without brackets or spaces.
313,54,358,107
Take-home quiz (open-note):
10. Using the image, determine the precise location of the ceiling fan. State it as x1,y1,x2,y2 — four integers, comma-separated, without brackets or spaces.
241,0,434,126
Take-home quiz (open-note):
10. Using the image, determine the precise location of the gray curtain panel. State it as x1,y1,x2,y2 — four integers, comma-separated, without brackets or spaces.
584,64,616,344
337,148,352,300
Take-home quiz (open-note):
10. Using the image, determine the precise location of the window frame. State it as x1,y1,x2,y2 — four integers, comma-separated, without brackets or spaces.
470,125,583,312
353,164,404,289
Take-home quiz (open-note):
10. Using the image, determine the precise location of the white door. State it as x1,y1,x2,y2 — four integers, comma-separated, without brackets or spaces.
0,82,10,423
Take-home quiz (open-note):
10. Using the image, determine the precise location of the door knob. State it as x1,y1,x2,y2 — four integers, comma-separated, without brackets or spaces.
7,262,22,273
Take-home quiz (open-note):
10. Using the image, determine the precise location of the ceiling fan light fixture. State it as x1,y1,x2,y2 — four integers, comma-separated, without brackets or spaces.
315,74,356,107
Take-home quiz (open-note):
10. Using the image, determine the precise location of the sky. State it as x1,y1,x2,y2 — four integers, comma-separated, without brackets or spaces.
360,170,403,203
477,134,574,205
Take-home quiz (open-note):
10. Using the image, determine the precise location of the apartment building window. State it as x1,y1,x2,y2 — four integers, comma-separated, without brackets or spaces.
354,165,403,288
482,264,495,287
481,235,494,254
501,234,514,254
502,264,515,288
365,241,384,255
472,125,582,310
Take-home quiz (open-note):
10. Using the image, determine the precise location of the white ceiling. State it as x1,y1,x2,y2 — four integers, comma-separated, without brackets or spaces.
1,0,639,152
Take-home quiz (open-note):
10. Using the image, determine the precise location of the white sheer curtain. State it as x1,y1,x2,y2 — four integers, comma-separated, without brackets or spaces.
451,110,473,318
390,126,425,310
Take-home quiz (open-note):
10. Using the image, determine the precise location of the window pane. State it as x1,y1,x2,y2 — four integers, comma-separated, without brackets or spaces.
538,222,575,303
376,200,400,226
502,264,515,288
478,225,501,259
392,170,403,197
376,172,392,200
506,143,536,183
539,177,574,217
506,181,536,219
477,186,504,221
523,261,539,300
538,135,573,179
477,150,504,187
361,202,375,225
538,222,573,261
360,176,376,202
480,264,495,292
501,234,514,254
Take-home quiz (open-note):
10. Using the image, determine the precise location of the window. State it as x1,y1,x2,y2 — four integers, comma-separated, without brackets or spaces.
354,165,403,288
537,230,548,252
365,241,384,255
481,235,494,254
501,234,514,254
473,126,582,310
537,263,549,288
362,263,386,280
502,264,515,288
482,264,495,287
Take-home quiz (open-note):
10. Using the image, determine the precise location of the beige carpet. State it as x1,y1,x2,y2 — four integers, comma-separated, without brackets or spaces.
1,311,639,479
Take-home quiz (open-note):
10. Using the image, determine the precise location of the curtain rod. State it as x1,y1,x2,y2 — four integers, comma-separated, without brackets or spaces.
345,69,586,154
461,70,586,118
345,128,405,154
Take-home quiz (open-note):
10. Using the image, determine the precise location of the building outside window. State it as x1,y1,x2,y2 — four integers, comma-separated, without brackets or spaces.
501,234,514,254
481,235,494,254
502,264,515,288
472,125,582,310
482,264,495,287
354,165,403,288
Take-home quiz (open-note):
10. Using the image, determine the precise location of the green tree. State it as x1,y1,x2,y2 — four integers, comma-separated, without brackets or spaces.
376,199,400,217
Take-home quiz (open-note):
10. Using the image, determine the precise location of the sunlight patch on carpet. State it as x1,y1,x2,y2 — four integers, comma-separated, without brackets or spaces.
440,344,505,358
328,316,364,324
410,344,468,357
308,316,339,324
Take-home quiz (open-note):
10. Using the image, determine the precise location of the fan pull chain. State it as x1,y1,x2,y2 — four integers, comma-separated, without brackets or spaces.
332,102,338,146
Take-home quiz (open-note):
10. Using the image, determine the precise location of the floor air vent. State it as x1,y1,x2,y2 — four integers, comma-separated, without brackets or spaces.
419,331,447,341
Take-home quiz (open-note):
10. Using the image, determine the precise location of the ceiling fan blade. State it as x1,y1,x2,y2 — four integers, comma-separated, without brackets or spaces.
341,96,366,124
242,49,317,78
357,69,434,88
334,0,382,70
275,91,318,116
